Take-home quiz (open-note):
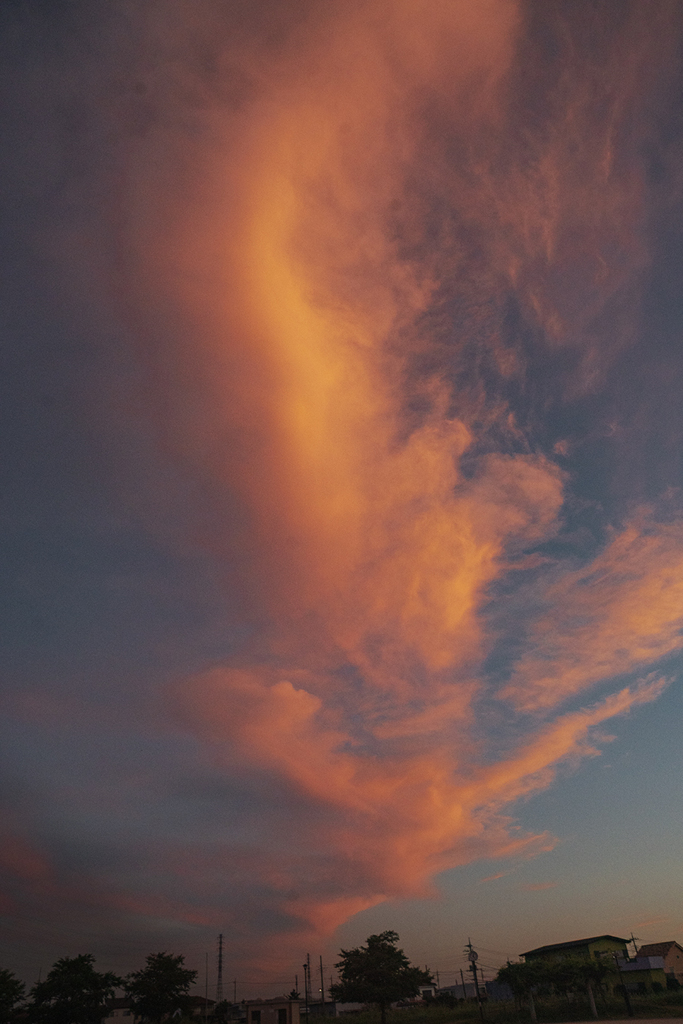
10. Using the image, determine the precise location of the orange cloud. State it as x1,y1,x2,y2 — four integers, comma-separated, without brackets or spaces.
112,0,683,951
176,671,664,935
502,518,683,710
479,871,514,883
633,916,669,928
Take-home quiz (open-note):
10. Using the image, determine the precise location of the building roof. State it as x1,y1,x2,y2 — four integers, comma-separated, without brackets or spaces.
245,999,298,1006
637,941,683,958
521,935,629,957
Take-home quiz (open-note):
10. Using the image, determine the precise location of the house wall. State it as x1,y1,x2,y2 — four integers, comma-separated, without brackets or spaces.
103,1003,134,1024
662,945,683,982
484,981,514,1003
529,944,594,961
586,938,629,959
246,1001,300,1024
637,943,683,982
437,983,477,999
524,938,629,962
614,967,668,994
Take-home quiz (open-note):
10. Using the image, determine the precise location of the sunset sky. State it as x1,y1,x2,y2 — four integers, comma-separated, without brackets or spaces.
2,0,683,996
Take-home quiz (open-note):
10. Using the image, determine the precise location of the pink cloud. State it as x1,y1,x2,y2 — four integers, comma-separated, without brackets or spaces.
479,871,514,884
124,0,682,954
12,0,679,972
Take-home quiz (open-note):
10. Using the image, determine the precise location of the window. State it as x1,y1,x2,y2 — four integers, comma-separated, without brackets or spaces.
252,1012,261,1024
278,1009,287,1024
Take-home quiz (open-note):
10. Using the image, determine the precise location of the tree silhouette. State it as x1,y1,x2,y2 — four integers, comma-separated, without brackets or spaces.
27,955,121,1024
496,960,546,1021
330,932,432,1024
125,953,197,1024
497,955,618,1021
0,967,26,1024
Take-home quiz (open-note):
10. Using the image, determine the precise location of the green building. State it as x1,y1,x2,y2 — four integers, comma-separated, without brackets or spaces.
521,935,630,962
521,936,668,994
615,957,668,994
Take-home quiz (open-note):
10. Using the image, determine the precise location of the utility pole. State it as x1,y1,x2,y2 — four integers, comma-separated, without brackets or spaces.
233,979,237,1004
216,934,224,1005
303,955,310,1020
613,952,634,1017
320,956,325,1011
460,968,466,999
465,940,485,1023
205,953,209,1023
435,970,440,990
629,934,640,958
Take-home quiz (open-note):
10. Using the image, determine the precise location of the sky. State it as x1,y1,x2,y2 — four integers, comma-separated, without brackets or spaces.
2,0,683,998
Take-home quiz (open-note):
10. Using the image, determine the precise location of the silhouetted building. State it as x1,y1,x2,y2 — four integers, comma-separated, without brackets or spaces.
103,999,134,1024
615,955,667,993
637,942,683,984
246,998,300,1024
521,935,630,962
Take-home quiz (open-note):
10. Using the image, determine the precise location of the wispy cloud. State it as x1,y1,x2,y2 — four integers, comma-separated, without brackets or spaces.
110,0,683,956
502,519,683,711
633,916,670,928
479,871,515,884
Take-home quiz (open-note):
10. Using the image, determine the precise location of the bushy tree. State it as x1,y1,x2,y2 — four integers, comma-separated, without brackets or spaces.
496,960,543,998
124,953,197,1023
546,956,581,998
0,968,26,1024
534,954,616,1018
27,955,121,1024
433,992,458,1009
330,932,432,1024
569,955,616,1018
498,955,618,1022
496,960,546,1021
580,954,617,992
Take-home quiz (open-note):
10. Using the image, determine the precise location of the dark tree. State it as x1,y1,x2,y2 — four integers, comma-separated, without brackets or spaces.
0,968,26,1024
124,953,197,1023
27,955,121,1024
496,960,546,1021
330,932,432,1024
545,954,616,1019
